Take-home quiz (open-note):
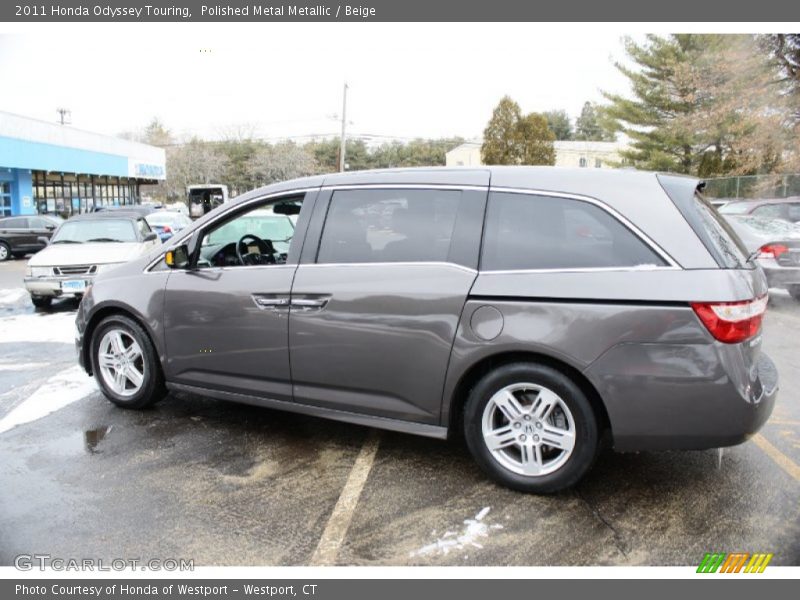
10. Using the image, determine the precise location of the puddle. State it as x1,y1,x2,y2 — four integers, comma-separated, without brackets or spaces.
84,425,113,454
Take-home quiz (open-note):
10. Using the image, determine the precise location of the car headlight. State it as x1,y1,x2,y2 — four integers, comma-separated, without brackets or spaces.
28,266,52,277
94,263,124,274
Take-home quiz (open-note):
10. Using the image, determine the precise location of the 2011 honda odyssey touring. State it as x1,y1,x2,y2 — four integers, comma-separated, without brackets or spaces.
75,167,778,493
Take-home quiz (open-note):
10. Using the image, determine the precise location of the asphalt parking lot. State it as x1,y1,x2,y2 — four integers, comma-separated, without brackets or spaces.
0,257,798,567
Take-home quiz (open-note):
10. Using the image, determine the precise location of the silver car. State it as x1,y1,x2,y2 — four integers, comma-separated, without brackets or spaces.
725,215,800,300
75,168,778,493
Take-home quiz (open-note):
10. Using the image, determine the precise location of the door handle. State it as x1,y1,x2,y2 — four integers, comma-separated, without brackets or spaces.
290,297,330,311
252,295,290,310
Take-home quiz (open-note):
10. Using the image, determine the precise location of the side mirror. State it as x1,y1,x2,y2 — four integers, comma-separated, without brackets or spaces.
144,232,158,242
46,224,56,231
165,244,191,269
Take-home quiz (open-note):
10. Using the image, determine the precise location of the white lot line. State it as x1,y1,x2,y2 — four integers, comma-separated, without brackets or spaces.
310,430,381,566
0,365,97,434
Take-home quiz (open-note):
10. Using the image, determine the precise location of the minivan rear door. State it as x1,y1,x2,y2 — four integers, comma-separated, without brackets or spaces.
288,184,487,426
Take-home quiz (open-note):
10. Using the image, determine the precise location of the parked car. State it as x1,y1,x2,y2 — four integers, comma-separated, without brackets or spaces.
25,211,161,309
75,168,778,493
145,211,193,243
188,184,229,219
725,216,800,300
0,215,63,261
719,197,800,223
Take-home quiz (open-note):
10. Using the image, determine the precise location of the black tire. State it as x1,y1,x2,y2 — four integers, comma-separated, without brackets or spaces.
31,295,52,309
0,241,10,262
463,362,599,494
90,314,166,409
788,285,800,302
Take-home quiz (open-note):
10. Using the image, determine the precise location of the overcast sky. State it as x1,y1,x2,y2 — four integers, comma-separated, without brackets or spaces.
0,24,636,143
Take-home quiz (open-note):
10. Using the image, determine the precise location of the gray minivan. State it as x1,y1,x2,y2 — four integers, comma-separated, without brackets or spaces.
75,167,778,493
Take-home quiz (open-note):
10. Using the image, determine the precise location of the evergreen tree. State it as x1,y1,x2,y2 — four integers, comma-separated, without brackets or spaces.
602,34,783,176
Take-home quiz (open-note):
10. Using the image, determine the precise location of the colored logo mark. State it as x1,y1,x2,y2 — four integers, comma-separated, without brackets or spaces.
697,552,773,573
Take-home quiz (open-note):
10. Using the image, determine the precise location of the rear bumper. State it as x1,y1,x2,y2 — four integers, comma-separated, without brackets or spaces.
586,344,778,452
757,259,800,289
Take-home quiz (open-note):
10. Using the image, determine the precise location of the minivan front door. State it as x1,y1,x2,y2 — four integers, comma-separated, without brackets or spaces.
163,192,313,402
288,187,486,425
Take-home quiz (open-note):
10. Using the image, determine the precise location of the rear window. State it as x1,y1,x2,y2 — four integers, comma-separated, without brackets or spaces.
660,176,750,269
481,192,667,271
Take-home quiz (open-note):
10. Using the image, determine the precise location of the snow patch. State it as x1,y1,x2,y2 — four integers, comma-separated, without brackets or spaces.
0,288,28,307
0,310,76,344
410,507,503,558
0,366,98,434
0,362,48,371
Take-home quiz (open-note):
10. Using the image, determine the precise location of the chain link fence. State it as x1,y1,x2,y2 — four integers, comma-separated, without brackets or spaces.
703,174,800,200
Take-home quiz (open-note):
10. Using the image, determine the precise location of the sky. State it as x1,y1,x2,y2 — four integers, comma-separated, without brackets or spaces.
0,23,636,143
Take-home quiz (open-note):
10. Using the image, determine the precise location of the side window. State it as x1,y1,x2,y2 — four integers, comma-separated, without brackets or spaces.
317,189,461,264
751,204,783,219
197,197,300,268
481,192,667,271
4,217,28,229
137,219,151,237
29,217,48,229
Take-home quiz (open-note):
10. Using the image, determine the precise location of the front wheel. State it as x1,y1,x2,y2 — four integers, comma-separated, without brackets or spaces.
90,314,166,409
788,285,800,302
463,363,599,493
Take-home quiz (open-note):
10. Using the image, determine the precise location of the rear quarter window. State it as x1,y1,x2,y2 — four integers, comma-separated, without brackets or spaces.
480,192,667,271
659,176,750,269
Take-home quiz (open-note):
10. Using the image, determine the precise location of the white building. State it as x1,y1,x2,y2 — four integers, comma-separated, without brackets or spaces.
445,140,628,169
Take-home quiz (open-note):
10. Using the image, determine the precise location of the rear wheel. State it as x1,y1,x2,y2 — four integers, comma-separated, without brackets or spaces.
463,362,599,493
90,314,166,409
788,285,800,302
0,242,10,262
31,295,52,310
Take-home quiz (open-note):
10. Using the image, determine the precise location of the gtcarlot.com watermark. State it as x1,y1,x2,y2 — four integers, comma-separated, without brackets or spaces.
14,554,194,571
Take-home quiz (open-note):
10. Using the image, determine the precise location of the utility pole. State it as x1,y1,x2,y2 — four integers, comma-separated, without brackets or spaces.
338,83,348,172
56,107,71,125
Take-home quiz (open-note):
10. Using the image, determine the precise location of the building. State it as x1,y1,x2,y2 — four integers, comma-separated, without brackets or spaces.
0,111,166,218
445,140,629,169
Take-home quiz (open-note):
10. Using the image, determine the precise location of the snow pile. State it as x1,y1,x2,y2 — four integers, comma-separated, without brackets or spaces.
0,310,76,344
0,288,28,307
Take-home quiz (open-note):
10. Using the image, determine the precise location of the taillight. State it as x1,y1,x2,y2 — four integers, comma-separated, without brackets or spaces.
757,244,788,259
691,295,768,344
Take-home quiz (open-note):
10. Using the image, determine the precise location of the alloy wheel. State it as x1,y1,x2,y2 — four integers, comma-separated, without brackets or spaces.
481,382,576,477
97,329,146,397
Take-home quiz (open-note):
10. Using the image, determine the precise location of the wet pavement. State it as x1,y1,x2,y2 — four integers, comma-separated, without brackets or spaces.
0,258,798,566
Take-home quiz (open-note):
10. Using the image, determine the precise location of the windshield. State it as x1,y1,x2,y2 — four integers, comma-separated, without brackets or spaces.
51,219,138,243
719,202,754,215
204,214,294,246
